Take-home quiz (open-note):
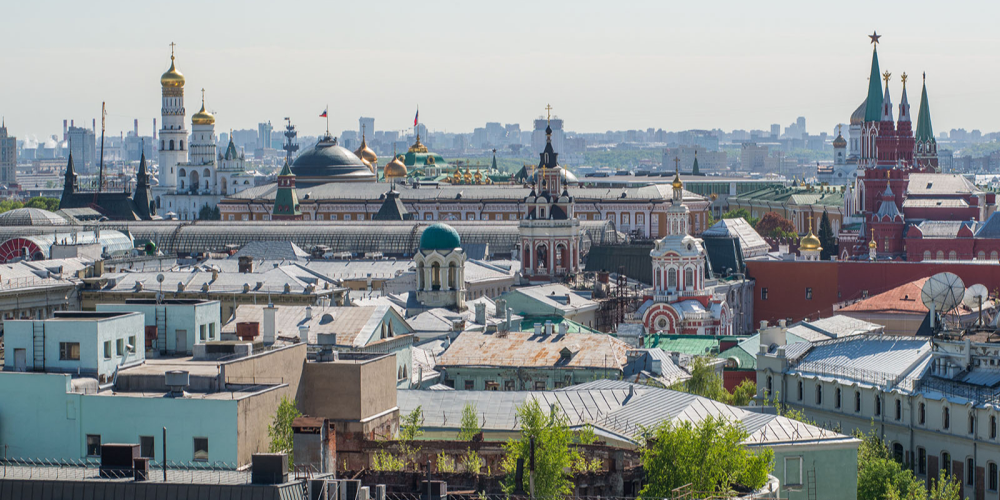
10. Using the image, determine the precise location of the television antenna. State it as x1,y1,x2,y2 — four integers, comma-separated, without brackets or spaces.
921,272,965,331
963,283,989,327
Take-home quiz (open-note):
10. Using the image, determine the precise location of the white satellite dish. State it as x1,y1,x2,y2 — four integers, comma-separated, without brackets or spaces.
921,272,966,329
964,283,989,327
963,284,989,309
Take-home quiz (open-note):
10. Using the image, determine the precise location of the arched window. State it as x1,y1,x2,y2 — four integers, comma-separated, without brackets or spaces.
968,458,976,486
169,140,175,151
989,462,998,491
160,140,164,150
970,413,976,435
948,250,957,260
668,269,677,289
204,168,211,178
448,262,457,290
179,140,184,150
179,169,186,177
655,271,662,289
797,380,803,401
835,388,842,408
978,251,986,260
991,415,997,439
923,250,931,261
944,407,951,430
431,263,441,290
815,384,823,405
766,375,772,395
993,251,999,261
942,452,952,476
919,403,926,424
892,443,904,463
854,391,861,413
936,250,944,260
685,268,694,288
874,395,882,416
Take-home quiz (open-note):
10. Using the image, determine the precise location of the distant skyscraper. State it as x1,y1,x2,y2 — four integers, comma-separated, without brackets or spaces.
532,118,564,155
359,117,375,143
258,122,273,151
67,126,96,173
0,121,16,185
796,116,806,135
770,124,780,138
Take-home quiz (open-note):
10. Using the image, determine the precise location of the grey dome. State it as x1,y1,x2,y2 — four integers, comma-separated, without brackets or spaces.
291,136,375,184
0,208,71,226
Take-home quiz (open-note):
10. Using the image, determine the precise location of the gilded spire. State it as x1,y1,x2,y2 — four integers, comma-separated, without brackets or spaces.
160,42,185,88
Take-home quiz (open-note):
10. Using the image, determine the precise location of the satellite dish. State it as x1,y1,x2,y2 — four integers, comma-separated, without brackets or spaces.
921,272,966,329
964,284,989,309
156,273,165,284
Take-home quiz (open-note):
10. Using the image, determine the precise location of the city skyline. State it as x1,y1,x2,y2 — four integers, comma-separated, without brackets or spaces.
4,0,1000,139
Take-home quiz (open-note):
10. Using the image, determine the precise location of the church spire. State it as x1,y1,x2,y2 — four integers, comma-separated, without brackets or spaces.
897,73,911,123
915,73,935,142
863,32,884,123
880,71,894,122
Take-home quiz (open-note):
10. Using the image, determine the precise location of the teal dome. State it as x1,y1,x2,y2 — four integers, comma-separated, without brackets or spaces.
419,223,461,251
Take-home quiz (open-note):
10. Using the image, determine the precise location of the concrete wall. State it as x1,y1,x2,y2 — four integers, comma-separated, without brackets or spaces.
4,313,144,380
761,441,859,500
442,366,620,391
299,355,397,422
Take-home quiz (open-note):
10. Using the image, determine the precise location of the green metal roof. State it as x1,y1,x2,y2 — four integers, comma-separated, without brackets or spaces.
419,223,461,250
864,46,884,123
644,334,739,356
521,316,602,335
915,76,935,143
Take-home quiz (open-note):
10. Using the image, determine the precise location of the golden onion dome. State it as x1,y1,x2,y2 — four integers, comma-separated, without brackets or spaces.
671,173,683,190
850,98,867,126
800,229,822,251
868,237,877,249
354,137,377,164
385,156,407,179
191,102,215,126
833,133,847,148
160,57,185,88
408,135,428,154
360,157,374,173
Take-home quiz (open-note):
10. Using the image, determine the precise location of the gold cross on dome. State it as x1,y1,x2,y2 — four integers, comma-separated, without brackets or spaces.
673,156,681,173
545,104,553,124
169,42,176,58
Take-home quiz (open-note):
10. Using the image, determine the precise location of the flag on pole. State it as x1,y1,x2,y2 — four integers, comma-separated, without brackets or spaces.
413,108,419,126
320,107,328,118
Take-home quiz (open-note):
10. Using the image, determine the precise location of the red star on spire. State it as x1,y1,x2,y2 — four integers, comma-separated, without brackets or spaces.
869,31,881,44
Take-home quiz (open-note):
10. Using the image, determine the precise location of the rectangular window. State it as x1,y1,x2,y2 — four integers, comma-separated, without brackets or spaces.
805,287,813,300
86,435,101,457
504,380,515,391
534,381,546,390
968,458,975,486
128,336,136,352
193,438,209,462
344,214,352,221
331,214,338,221
116,339,124,356
316,214,323,220
103,341,112,359
989,462,998,491
209,323,216,340
60,342,81,361
918,448,927,475
484,381,499,391
200,324,207,341
140,436,154,459
509,214,516,220
784,457,803,486
464,380,474,390
241,214,248,221
424,213,432,220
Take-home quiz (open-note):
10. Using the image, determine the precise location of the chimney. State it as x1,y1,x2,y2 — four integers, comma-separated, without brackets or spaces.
298,325,310,344
475,303,486,325
305,305,313,320
534,323,542,336
238,256,254,274
558,322,568,335
263,303,277,345
211,269,219,281
494,299,506,318
545,320,554,336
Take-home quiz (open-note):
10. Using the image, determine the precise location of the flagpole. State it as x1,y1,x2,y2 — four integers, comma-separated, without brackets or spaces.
325,104,329,136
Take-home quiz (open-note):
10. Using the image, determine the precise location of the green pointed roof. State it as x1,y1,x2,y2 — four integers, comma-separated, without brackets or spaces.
691,153,700,175
915,75,935,143
278,160,294,176
223,138,239,161
864,47,884,122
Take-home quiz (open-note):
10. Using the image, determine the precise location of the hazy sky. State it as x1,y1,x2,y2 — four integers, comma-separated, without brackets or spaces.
4,0,1000,140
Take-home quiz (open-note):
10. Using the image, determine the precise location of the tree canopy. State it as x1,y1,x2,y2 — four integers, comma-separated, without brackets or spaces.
755,211,797,239
818,211,837,260
501,399,577,498
267,397,301,469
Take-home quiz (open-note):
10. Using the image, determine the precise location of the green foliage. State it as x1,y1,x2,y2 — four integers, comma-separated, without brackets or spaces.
729,379,757,406
856,429,962,500
721,208,758,228
436,452,456,473
818,211,837,260
399,406,424,442
755,211,797,239
198,204,221,220
638,416,774,497
372,449,406,472
461,448,484,473
458,402,481,441
266,397,302,469
501,399,576,497
572,424,603,473
23,197,61,211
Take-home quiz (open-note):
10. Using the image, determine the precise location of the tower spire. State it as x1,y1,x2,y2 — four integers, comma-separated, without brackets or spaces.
897,72,911,122
863,33,884,123
915,73,935,142
880,71,894,122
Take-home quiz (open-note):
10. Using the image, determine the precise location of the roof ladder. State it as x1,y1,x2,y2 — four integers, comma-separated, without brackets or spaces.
155,306,168,353
32,321,45,371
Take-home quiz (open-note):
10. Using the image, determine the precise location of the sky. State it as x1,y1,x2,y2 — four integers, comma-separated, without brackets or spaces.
4,0,1000,140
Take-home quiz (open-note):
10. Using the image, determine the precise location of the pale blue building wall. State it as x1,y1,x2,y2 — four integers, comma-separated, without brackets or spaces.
97,301,221,354
0,372,239,465
765,443,859,500
3,313,145,379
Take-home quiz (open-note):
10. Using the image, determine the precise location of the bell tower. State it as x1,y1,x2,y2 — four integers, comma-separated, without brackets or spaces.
158,42,187,190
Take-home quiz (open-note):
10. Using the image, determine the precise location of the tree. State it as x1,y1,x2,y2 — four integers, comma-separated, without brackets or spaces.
399,406,424,442
501,399,577,498
671,357,730,403
818,211,838,260
458,402,481,441
856,430,962,500
267,397,302,469
639,416,774,497
198,204,221,220
755,211,797,239
24,197,60,211
729,379,757,406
